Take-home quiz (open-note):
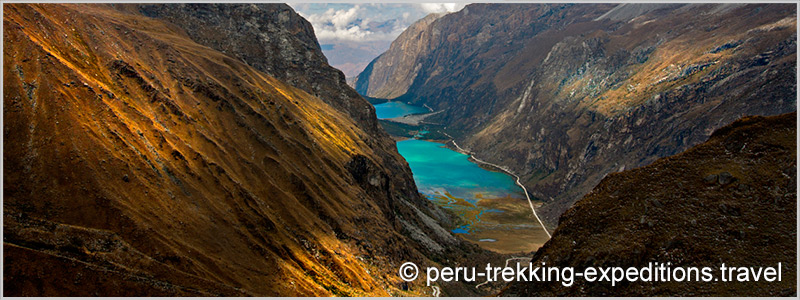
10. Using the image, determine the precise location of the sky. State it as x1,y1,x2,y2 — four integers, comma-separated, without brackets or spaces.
290,3,468,78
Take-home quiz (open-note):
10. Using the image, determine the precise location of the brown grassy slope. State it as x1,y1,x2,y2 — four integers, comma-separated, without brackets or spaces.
3,4,467,296
128,3,389,139
502,112,796,296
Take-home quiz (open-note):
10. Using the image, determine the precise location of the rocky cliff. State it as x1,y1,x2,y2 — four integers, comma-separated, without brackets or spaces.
130,4,380,134
3,4,486,296
354,13,443,99
356,3,797,227
503,112,796,296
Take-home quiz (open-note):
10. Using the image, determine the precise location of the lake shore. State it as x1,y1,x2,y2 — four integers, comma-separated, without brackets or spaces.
385,110,443,125
397,139,550,253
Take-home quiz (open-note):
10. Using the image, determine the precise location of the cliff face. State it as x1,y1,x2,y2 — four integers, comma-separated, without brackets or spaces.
354,13,443,99
3,4,472,296
356,3,797,226
503,112,797,296
355,4,615,101
131,4,381,134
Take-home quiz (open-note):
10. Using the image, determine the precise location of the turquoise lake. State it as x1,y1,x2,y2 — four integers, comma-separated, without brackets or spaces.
373,101,429,119
373,104,549,252
396,139,523,200
396,139,527,234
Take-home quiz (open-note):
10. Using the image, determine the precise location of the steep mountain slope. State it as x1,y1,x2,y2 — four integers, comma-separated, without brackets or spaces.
3,4,477,296
128,4,381,135
354,12,443,99
356,3,797,227
503,112,797,296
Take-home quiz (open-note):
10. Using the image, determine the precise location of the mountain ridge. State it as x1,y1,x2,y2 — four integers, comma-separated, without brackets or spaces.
3,4,490,296
356,3,797,227
503,112,797,296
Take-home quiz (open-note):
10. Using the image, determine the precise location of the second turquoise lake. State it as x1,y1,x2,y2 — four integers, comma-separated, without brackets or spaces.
373,101,429,119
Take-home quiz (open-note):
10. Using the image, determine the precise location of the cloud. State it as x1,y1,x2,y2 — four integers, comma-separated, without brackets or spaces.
418,3,468,14
298,5,396,42
289,3,470,76
291,3,468,43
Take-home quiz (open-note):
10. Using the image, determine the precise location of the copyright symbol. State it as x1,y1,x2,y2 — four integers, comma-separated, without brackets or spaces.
399,262,419,281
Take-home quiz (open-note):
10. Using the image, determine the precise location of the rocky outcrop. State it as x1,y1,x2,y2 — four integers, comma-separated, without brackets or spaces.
356,3,797,227
128,4,436,227
131,4,380,134
354,13,443,99
3,4,487,296
503,112,797,296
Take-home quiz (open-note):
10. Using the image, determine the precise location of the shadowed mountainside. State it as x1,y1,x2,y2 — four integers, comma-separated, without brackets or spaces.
356,3,797,227
3,4,492,296
503,112,796,296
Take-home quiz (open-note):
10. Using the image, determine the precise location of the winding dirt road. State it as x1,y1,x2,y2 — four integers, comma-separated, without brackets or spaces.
448,138,552,239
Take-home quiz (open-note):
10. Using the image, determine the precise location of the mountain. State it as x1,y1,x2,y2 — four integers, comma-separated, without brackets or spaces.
3,4,487,296
130,3,382,137
355,3,797,227
354,12,443,99
503,112,796,296
319,40,393,79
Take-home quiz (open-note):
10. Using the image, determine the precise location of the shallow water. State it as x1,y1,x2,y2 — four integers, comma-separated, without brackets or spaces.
373,101,428,119
396,139,523,201
396,139,549,253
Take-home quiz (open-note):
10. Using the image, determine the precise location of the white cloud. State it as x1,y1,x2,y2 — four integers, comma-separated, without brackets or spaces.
300,5,384,42
289,3,470,76
418,3,468,14
291,3,469,42
330,6,360,29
